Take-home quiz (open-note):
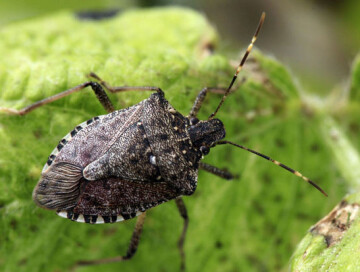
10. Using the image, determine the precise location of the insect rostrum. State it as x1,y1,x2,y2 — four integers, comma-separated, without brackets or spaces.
0,12,327,270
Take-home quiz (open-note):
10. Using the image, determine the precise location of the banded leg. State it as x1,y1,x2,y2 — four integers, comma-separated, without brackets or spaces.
199,162,236,180
0,81,115,115
175,197,188,272
72,212,146,270
0,74,163,115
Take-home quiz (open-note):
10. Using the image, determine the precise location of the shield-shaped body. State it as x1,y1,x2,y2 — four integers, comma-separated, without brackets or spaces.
33,92,202,223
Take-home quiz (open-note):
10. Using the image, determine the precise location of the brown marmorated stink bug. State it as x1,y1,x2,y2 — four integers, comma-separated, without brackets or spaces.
0,12,327,270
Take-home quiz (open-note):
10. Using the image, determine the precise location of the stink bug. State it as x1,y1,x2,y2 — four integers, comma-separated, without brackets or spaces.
0,12,327,271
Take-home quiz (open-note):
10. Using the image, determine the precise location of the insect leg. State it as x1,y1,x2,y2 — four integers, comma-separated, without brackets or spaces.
189,87,227,118
0,81,115,115
88,72,164,96
189,77,246,118
199,162,236,180
72,212,147,270
175,197,188,272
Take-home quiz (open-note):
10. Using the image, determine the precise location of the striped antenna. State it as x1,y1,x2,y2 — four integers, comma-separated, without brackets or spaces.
209,12,266,120
216,140,328,197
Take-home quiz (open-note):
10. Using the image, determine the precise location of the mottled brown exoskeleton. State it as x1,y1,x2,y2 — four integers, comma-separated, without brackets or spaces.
0,12,327,271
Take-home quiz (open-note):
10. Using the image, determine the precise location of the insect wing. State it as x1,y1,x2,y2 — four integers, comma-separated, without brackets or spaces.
34,101,145,210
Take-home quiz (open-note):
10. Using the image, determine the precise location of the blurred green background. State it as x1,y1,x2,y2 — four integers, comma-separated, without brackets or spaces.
1,0,360,92
1,1,359,272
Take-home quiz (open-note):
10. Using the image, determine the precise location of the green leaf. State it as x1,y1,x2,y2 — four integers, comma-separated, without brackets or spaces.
0,7,344,272
290,53,360,271
290,193,360,271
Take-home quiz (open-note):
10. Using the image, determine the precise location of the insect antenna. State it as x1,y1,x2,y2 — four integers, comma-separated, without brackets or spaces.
216,140,328,197
209,12,266,120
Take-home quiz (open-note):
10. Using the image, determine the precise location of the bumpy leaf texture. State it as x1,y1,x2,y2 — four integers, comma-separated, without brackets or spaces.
0,7,344,272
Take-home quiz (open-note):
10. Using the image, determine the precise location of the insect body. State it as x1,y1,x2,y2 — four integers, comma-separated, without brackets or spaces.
0,12,326,270
33,89,223,222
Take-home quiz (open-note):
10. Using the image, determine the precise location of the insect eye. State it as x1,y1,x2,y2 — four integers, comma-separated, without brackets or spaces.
190,117,199,125
200,146,210,155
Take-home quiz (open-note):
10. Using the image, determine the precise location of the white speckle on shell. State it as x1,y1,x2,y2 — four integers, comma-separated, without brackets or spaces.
150,155,157,165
